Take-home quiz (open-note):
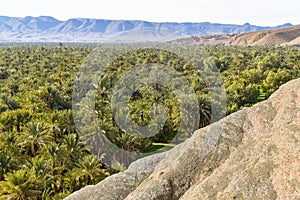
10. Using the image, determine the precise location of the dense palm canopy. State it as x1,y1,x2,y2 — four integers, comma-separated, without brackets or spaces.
0,44,299,199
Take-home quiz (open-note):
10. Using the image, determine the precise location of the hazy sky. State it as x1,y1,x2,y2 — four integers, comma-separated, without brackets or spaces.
0,0,299,26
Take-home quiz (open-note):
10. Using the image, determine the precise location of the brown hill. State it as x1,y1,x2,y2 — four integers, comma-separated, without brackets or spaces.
282,36,300,46
229,25,300,46
172,25,300,46
65,78,300,200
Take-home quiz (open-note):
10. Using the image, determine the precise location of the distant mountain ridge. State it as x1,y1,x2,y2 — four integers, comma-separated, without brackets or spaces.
0,16,294,42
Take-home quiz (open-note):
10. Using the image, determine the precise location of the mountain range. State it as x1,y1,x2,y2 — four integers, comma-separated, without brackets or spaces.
0,16,294,42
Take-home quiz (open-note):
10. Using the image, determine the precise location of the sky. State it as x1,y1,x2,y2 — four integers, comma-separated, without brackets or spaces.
0,0,299,26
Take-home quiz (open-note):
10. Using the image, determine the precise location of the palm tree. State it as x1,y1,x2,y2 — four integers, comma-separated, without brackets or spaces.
0,152,13,181
12,110,31,132
60,133,89,161
17,121,50,156
0,110,31,132
197,94,211,128
58,110,77,134
0,169,41,200
68,155,105,189
43,142,66,174
45,111,65,144
26,156,51,181
25,156,52,197
42,142,68,194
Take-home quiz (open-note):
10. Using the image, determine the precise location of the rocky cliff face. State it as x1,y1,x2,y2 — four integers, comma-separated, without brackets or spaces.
65,78,300,200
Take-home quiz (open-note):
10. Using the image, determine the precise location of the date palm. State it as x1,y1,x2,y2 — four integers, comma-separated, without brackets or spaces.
17,121,50,156
0,169,41,200
42,142,68,194
68,155,105,189
26,156,51,181
60,133,89,161
0,152,13,181
197,94,211,128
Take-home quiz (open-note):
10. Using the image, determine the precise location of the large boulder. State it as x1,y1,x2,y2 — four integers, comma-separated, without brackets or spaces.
65,78,300,200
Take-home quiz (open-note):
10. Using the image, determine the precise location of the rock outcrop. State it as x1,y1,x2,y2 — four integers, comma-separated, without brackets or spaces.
65,78,300,200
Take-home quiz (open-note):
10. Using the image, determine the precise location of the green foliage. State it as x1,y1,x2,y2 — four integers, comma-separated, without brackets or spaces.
0,44,299,199
89,48,213,151
0,45,111,199
0,169,41,200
